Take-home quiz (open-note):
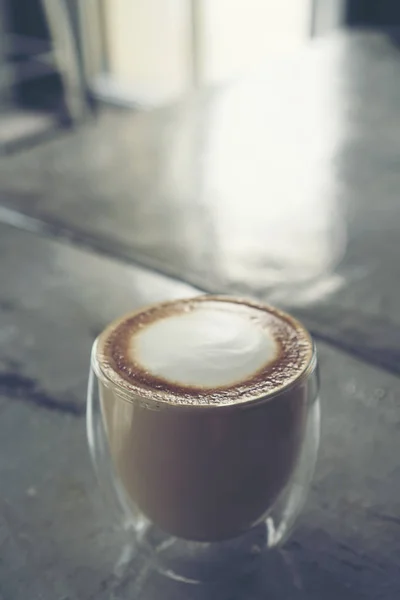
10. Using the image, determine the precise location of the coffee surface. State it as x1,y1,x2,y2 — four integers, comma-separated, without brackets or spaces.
97,296,313,405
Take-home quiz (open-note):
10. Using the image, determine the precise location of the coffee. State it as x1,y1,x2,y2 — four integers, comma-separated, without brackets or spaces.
95,296,314,541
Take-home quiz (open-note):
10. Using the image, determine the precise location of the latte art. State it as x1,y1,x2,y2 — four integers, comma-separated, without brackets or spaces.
133,305,277,388
97,296,312,405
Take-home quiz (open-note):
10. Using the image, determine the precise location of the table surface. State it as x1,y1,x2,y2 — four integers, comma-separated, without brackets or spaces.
1,30,400,599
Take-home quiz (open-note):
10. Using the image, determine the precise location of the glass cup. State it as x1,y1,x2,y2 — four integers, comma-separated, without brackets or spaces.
87,302,320,584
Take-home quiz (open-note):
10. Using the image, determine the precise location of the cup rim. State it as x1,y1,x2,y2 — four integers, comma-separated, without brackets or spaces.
91,296,318,411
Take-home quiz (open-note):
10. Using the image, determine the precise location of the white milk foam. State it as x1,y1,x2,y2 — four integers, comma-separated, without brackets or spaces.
132,303,277,388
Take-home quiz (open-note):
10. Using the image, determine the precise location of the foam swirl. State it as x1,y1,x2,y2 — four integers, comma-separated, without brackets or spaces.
97,296,313,406
133,307,277,388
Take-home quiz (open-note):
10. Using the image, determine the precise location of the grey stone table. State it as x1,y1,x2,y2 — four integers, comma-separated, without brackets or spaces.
1,32,400,375
1,30,400,599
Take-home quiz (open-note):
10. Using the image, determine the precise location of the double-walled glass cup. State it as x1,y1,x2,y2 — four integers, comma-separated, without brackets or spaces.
87,300,320,583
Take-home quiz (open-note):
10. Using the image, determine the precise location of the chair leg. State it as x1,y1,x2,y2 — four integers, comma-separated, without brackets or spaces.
41,0,89,124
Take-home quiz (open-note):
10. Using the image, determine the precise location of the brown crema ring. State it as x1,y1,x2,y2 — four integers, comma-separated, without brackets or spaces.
95,296,314,407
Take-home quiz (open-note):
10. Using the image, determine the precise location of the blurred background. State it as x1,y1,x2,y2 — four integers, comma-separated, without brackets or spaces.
2,0,400,301
0,0,389,152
